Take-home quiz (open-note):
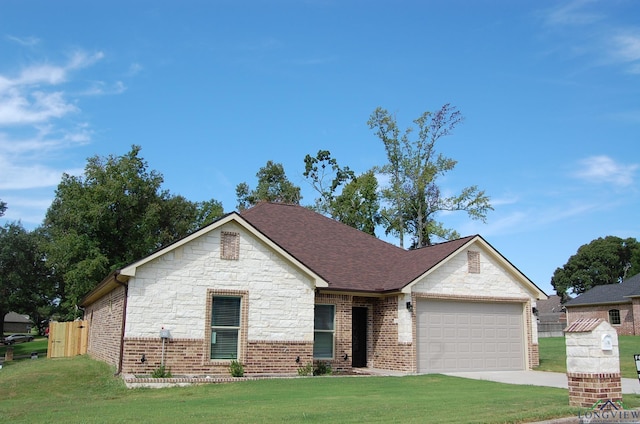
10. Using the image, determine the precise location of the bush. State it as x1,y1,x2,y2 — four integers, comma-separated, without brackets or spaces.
297,362,313,376
229,360,244,377
313,362,331,376
151,365,172,378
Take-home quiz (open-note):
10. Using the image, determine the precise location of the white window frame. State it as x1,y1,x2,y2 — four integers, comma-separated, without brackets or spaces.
210,295,242,360
313,304,336,360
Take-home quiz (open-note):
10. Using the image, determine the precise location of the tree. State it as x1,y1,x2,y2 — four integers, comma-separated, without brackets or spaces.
368,105,492,248
43,145,224,318
236,160,301,210
0,199,6,217
0,223,53,336
551,236,640,301
332,170,381,236
303,150,355,216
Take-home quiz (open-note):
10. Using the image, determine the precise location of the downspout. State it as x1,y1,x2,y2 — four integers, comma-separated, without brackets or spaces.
114,272,128,376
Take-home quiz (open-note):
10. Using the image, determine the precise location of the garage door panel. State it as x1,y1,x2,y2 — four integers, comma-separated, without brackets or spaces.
417,300,524,373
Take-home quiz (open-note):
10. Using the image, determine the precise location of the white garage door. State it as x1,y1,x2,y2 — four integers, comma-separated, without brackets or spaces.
416,299,524,373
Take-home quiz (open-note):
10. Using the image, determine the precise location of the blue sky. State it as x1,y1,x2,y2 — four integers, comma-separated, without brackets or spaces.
1,0,638,296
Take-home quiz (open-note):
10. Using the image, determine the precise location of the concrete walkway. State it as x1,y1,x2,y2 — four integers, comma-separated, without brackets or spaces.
443,370,640,394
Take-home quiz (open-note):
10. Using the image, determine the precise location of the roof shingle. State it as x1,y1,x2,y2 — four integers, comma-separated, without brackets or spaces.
240,202,474,292
564,273,640,307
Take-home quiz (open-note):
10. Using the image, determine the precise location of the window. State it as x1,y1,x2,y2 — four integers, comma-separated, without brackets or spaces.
468,250,480,274
608,309,621,325
211,296,241,359
314,304,335,359
221,232,240,260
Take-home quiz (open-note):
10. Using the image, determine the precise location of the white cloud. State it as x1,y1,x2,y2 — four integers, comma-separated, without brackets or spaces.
0,155,67,189
6,35,40,47
544,0,603,26
80,80,127,96
540,2,640,74
0,89,78,125
573,155,638,187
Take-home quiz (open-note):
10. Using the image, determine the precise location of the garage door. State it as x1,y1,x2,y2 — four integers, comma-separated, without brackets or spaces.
416,300,524,373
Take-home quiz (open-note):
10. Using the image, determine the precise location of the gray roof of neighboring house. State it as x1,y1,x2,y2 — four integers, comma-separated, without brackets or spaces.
564,273,640,307
4,312,32,324
536,295,566,323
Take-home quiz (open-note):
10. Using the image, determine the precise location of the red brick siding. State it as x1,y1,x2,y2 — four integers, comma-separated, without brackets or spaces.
371,296,413,372
84,285,126,368
121,338,313,376
315,293,353,373
567,372,622,408
567,304,637,335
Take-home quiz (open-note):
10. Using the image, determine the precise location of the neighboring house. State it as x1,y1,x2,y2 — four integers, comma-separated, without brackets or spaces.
4,312,32,334
564,273,640,336
535,295,566,338
81,202,547,377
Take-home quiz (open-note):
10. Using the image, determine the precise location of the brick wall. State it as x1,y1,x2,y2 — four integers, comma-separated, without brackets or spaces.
567,304,636,335
121,337,313,376
567,372,622,408
85,284,126,368
371,296,414,372
315,293,353,373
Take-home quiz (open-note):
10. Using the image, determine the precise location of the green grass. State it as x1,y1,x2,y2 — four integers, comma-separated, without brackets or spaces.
536,336,640,378
0,337,48,358
0,355,613,424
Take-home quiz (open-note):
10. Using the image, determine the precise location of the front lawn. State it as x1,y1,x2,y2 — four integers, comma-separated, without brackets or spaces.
0,356,597,424
0,337,48,359
536,336,640,378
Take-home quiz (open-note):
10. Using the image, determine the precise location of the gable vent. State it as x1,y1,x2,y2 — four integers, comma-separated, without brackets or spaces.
221,231,240,260
467,250,480,274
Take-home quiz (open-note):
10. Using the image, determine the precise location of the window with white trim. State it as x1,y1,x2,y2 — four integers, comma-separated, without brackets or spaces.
313,304,335,359
608,309,621,325
210,296,241,359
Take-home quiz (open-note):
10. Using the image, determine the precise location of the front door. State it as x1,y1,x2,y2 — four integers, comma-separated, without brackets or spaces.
352,307,367,367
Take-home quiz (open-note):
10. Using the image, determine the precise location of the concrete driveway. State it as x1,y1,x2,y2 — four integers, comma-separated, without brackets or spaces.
444,370,640,394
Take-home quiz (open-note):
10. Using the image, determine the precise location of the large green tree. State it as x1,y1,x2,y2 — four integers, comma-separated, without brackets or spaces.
331,170,381,236
0,199,6,217
236,160,301,210
552,236,640,301
0,223,53,336
43,145,223,318
303,150,355,216
368,105,492,248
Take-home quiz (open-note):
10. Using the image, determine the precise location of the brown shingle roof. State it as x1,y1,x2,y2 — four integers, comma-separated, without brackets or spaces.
240,202,475,292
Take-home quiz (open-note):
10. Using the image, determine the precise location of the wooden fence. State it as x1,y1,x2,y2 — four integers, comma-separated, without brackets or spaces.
47,320,89,358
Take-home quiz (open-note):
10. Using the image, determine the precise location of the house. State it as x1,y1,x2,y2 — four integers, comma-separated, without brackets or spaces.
80,202,547,377
3,312,32,334
564,273,640,335
535,295,566,337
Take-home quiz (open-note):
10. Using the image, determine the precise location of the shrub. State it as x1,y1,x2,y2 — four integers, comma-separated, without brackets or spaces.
297,362,313,376
313,362,331,376
229,360,244,377
151,365,172,378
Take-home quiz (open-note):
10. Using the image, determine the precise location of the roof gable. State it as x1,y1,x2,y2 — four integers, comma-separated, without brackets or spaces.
241,203,546,297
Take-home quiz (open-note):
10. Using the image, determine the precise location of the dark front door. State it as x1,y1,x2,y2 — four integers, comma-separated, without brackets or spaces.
352,307,367,367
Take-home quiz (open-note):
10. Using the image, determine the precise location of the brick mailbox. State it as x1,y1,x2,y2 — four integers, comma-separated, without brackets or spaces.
565,318,622,408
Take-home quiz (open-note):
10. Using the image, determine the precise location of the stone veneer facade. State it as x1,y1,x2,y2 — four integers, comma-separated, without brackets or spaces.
565,319,622,408
84,224,541,376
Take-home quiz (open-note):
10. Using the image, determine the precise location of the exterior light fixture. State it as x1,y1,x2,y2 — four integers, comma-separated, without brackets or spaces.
406,302,413,312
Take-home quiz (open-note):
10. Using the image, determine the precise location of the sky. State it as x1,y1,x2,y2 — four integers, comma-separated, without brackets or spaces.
0,0,638,297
